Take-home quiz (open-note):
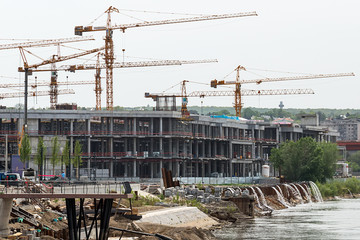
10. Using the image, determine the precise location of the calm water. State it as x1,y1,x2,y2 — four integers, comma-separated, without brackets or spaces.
213,198,360,240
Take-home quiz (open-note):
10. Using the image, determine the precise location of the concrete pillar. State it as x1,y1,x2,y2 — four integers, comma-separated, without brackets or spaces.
208,160,212,176
133,117,137,135
202,141,205,158
201,160,205,177
124,162,128,177
176,139,180,158
150,118,154,135
169,118,172,133
243,162,246,177
176,161,180,177
160,160,163,177
110,159,114,178
195,161,199,177
150,162,154,178
169,139,173,157
160,138,163,156
133,138,137,156
0,199,12,237
133,160,137,177
169,160,173,173
182,161,186,177
189,140,193,158
159,118,163,135
214,160,217,174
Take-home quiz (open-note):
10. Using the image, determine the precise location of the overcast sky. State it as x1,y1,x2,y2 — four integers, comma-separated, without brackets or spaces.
0,0,359,110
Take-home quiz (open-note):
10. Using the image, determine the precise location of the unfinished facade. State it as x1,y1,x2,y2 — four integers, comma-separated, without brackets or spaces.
0,109,338,179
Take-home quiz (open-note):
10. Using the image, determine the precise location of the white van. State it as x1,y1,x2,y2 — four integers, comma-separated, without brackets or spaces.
22,169,37,181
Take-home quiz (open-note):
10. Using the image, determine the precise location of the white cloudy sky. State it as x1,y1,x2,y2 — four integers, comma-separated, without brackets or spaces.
0,0,358,110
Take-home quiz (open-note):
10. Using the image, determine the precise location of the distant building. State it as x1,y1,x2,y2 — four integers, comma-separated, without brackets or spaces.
322,118,360,141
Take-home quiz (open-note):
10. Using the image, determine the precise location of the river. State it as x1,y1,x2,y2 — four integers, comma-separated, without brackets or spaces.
213,198,360,240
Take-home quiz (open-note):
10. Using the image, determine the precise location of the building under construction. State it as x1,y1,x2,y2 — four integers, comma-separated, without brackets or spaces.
0,109,338,180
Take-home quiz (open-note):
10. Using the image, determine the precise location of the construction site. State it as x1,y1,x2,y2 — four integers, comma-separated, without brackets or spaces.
0,3,356,240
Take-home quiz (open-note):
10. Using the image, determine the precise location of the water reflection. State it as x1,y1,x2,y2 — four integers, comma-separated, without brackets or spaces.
213,199,360,240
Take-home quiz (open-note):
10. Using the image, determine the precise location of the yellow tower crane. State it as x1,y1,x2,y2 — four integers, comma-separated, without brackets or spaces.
145,81,314,119
74,6,258,110
211,66,355,117
31,59,217,110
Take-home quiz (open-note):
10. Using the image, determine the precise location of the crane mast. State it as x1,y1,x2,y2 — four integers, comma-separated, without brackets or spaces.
75,7,257,110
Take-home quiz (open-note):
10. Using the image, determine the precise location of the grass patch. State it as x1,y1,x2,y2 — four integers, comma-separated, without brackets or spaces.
317,178,360,198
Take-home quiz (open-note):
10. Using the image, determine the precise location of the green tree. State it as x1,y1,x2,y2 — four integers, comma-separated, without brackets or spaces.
20,134,31,170
73,140,82,179
50,136,60,176
62,140,70,177
347,151,360,172
270,137,331,182
319,142,339,180
269,147,283,177
35,137,46,178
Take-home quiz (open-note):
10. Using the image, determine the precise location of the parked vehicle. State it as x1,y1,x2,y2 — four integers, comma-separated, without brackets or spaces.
0,172,22,186
22,168,37,181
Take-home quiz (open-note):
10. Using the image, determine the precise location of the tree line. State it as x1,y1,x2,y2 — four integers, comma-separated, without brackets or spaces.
20,135,83,179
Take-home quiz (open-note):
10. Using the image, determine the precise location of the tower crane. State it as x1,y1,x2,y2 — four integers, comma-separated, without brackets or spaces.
145,80,314,119
18,46,105,108
25,59,217,110
0,89,75,99
0,80,94,89
74,6,257,110
0,36,94,50
0,36,95,132
210,66,355,117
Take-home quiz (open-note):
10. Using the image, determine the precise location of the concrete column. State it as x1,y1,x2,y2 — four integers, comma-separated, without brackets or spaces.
201,160,205,177
133,160,137,177
133,117,137,135
229,141,233,177
124,162,128,177
251,162,254,177
189,140,193,158
195,141,199,158
159,118,163,135
160,138,163,156
169,118,172,133
110,159,114,178
195,161,199,177
150,162,154,178
208,140,211,158
150,118,154,135
202,141,205,158
124,139,128,152
214,141,217,156
133,138,137,156
176,139,180,158
176,161,180,177
169,139,173,157
243,162,246,177
183,140,186,158
208,160,212,176
182,161,186,177
0,199,12,237
220,126,224,138
214,160,217,174
169,160,173,173
160,160,163,177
